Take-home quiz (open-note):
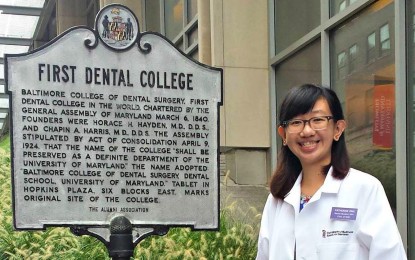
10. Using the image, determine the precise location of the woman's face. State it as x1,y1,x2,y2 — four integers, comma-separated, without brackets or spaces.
278,98,346,168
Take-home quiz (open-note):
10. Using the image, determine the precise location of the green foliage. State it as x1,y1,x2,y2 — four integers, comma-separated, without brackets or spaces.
0,146,260,259
351,150,396,209
0,135,10,153
135,206,261,260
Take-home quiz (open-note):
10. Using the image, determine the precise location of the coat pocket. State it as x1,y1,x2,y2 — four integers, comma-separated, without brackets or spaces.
317,243,362,260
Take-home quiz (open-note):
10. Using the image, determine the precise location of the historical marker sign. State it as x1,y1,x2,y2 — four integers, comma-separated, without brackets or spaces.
6,4,222,230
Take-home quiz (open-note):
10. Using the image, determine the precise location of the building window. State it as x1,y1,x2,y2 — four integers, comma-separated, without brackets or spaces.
331,2,396,212
331,0,358,16
165,0,184,40
380,23,390,55
349,44,358,73
188,26,198,46
274,0,320,54
275,39,321,109
144,0,199,60
367,32,376,63
145,0,161,32
337,51,347,79
187,0,198,23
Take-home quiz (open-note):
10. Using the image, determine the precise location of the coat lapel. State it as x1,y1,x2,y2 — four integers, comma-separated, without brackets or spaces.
284,173,302,215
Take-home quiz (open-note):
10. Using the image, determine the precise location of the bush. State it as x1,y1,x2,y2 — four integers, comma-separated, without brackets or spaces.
0,135,10,153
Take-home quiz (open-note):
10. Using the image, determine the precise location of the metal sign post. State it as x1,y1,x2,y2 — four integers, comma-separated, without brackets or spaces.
5,4,222,258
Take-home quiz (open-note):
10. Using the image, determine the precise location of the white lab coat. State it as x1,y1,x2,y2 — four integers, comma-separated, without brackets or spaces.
256,168,407,260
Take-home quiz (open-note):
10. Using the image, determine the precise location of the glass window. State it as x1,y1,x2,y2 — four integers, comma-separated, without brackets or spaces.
191,49,199,61
145,0,161,32
331,2,396,212
145,0,198,55
188,26,198,46
337,51,347,79
349,44,358,73
331,0,359,16
380,23,391,55
176,38,184,51
367,32,377,63
0,14,39,38
0,0,44,7
275,39,321,113
274,0,320,54
165,0,184,40
187,0,198,22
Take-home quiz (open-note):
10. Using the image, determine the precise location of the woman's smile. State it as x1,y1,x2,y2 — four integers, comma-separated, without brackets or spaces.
299,140,319,148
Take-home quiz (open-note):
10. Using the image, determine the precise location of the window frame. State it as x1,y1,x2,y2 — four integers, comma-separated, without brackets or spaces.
143,0,198,58
366,31,377,63
337,50,347,79
380,22,391,56
348,43,358,73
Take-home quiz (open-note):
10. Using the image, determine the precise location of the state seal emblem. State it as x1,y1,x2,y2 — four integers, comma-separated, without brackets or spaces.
96,4,139,50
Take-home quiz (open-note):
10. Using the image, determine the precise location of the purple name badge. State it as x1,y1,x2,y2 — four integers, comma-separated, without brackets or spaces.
330,207,358,221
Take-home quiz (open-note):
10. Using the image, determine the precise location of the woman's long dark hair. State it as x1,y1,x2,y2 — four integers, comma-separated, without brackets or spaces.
270,84,350,199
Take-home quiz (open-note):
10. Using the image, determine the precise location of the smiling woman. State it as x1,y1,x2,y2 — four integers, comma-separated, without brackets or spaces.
256,84,406,260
